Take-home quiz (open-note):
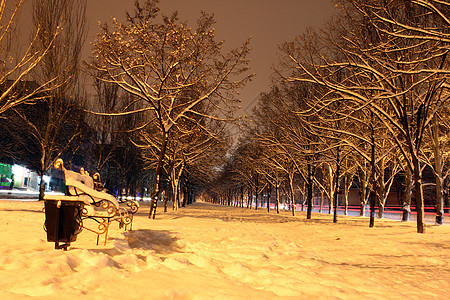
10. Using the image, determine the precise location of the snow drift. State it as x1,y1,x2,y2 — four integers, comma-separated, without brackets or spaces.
0,200,448,299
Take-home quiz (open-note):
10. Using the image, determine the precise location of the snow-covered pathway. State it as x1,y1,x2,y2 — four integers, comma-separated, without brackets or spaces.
0,200,448,299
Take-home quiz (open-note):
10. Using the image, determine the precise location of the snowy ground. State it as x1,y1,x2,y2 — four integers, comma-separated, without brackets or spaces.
0,200,448,299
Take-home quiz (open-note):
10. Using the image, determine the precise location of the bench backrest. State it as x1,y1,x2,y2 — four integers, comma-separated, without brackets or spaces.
65,169,94,193
51,158,119,214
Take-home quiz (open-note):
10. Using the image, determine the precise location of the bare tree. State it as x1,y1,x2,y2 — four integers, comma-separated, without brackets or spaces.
18,0,88,199
0,0,57,116
91,0,252,218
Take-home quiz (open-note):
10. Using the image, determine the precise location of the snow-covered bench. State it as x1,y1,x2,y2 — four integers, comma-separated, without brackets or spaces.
44,159,138,246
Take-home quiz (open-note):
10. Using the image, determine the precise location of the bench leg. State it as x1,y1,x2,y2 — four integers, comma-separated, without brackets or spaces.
54,203,61,249
104,220,111,246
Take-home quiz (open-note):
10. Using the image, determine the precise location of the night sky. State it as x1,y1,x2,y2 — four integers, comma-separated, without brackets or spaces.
20,0,335,114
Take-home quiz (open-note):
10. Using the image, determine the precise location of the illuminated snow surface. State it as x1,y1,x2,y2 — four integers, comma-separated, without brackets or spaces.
0,200,448,299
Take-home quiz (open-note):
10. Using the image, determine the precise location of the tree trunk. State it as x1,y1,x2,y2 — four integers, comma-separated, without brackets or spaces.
333,148,340,223
182,186,188,207
149,134,168,219
344,190,349,216
289,173,295,216
39,172,45,201
178,186,183,209
319,190,324,213
328,193,333,215
307,164,313,219
402,167,412,221
431,116,444,225
266,183,271,212
369,114,377,228
327,164,334,215
359,171,368,217
412,156,425,233
171,171,179,211
377,159,387,219
378,199,385,218
369,189,376,228
435,172,444,225
275,184,280,214
443,178,449,220
163,190,168,212
343,175,349,216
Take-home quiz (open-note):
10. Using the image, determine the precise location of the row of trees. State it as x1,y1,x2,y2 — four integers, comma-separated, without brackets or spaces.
208,0,450,233
0,0,250,218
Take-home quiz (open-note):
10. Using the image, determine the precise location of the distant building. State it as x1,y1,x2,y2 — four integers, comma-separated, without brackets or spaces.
0,162,49,191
